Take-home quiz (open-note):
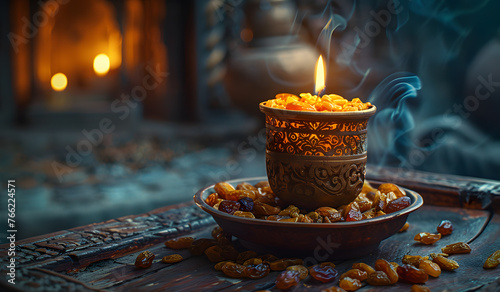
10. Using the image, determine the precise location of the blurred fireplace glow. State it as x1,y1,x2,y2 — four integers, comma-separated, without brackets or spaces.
93,54,111,76
50,73,68,91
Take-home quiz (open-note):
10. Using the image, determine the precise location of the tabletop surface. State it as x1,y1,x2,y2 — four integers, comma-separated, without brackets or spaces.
1,167,500,292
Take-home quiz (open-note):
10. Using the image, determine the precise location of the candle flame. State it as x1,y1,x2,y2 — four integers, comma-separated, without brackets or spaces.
315,55,326,96
93,54,110,76
51,73,68,91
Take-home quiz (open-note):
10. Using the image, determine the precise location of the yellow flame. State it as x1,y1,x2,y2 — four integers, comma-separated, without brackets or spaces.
314,55,326,95
51,73,68,91
93,54,110,76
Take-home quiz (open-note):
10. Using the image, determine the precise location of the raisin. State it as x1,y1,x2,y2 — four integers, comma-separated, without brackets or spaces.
483,250,500,269
214,261,232,271
352,263,376,275
286,265,309,280
356,200,372,212
243,258,263,266
375,259,398,284
385,196,411,213
270,258,303,271
189,238,217,256
286,101,316,111
206,193,221,206
238,197,254,212
373,192,388,212
135,251,155,269
316,207,342,222
321,287,347,292
339,277,362,291
253,202,281,216
275,270,301,289
218,200,241,215
431,255,459,270
222,262,246,278
396,264,428,284
411,284,431,292
162,254,183,264
259,254,279,264
205,245,239,262
236,182,256,190
236,250,258,264
402,255,428,266
437,220,453,235
418,259,441,277
399,222,410,232
378,183,405,198
279,205,300,217
309,265,338,283
414,232,441,244
344,202,362,222
214,182,235,199
340,269,367,281
244,263,270,279
441,242,471,255
366,271,392,286
164,237,194,250
233,211,255,218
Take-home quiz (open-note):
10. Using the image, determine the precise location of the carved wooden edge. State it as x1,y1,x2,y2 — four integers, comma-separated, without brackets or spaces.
0,202,215,276
366,166,500,212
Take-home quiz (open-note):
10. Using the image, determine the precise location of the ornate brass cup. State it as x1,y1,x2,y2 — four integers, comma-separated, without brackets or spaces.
260,103,376,210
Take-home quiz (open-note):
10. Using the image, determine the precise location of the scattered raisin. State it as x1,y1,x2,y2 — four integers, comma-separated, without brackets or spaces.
375,259,398,284
189,238,217,256
270,258,303,271
222,262,246,278
402,255,428,266
340,269,367,281
244,263,270,279
286,265,309,280
431,254,459,271
276,270,301,289
366,271,392,286
164,237,194,250
399,222,410,232
411,284,431,292
309,265,338,283
205,245,239,262
321,287,347,292
437,220,453,235
414,232,441,245
236,250,258,264
352,262,376,275
396,264,428,284
214,261,232,271
441,242,471,255
162,254,183,264
483,250,500,269
135,251,155,269
243,258,263,266
339,277,362,291
418,259,441,277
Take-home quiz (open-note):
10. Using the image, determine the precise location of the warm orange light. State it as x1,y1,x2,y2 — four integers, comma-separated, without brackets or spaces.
51,73,68,91
93,54,110,76
314,55,326,95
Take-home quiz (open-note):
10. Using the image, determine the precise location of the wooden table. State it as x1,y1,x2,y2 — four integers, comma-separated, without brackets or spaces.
2,167,500,291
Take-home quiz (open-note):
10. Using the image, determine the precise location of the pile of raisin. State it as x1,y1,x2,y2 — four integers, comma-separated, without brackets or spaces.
207,180,411,223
